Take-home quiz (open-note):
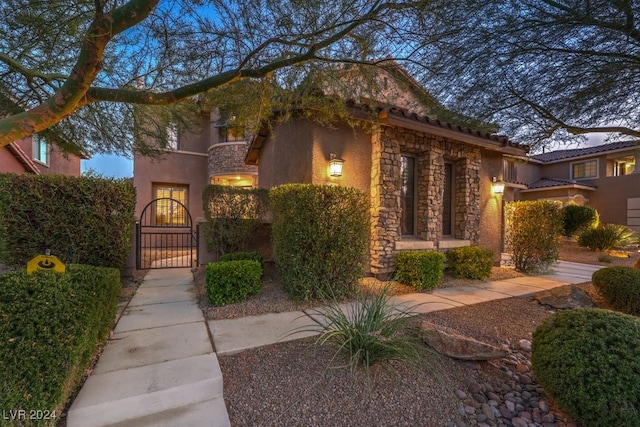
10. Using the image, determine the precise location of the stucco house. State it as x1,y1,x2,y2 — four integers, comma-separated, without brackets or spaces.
132,66,530,273
0,135,84,176
512,140,640,232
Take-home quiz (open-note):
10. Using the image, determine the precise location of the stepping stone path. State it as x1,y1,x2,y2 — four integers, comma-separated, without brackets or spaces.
446,340,578,427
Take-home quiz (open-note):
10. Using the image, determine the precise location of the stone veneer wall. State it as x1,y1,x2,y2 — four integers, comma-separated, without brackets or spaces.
370,126,482,274
208,142,258,177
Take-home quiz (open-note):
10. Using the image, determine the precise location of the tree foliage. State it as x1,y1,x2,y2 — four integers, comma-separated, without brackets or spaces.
422,0,640,149
0,0,431,156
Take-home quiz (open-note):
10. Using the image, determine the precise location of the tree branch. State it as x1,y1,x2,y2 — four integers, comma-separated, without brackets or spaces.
0,0,158,147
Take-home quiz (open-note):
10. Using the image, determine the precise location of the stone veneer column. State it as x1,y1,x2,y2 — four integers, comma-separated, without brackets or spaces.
421,137,445,241
370,130,401,275
454,156,481,242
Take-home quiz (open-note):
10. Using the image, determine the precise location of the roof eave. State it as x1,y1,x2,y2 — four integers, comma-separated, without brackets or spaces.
379,111,528,156
519,184,597,193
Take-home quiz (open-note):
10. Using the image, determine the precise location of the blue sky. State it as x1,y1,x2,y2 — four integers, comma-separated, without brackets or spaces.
82,154,133,178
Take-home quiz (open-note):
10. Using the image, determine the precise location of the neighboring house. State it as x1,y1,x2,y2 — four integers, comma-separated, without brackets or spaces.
0,135,83,176
515,140,640,231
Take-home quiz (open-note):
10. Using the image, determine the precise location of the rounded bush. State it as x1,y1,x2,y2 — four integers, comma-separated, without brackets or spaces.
394,251,445,291
561,204,598,237
532,308,640,427
446,246,493,280
592,266,640,314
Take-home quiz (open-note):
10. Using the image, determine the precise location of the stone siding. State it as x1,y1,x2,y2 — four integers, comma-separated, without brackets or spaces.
208,142,258,176
370,127,482,275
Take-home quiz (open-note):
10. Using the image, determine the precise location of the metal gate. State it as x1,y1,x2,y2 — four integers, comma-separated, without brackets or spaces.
136,198,199,269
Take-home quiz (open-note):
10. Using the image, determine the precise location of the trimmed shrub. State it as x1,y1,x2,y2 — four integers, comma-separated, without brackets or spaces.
0,265,120,420
446,246,493,280
592,266,640,314
270,184,369,301
219,251,264,270
561,204,598,237
206,260,262,306
505,201,563,273
0,174,135,269
532,308,640,427
203,185,269,255
394,251,445,291
578,223,635,251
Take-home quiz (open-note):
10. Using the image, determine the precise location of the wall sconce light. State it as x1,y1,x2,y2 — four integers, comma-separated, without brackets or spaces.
329,153,344,177
492,177,505,195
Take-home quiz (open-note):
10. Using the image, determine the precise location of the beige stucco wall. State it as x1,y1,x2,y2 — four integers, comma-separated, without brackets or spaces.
478,150,511,264
256,119,314,189
589,174,640,225
133,151,208,221
0,138,81,176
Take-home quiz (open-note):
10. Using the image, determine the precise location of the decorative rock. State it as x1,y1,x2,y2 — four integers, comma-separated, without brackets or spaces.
499,405,513,419
542,414,555,423
539,400,549,412
506,400,516,412
516,363,529,373
518,339,532,352
421,321,510,360
477,413,487,422
468,381,483,394
534,284,593,309
511,417,529,427
474,393,488,404
464,406,476,415
488,391,501,401
455,389,467,399
481,403,496,421
519,411,532,421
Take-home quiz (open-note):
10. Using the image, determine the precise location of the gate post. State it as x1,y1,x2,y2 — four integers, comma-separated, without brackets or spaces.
135,222,141,270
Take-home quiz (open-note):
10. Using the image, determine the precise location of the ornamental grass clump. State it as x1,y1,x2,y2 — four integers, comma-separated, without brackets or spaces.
578,223,636,251
303,285,431,375
532,308,640,427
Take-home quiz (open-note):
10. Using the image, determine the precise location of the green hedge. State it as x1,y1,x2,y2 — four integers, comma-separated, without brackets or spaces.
206,260,262,306
394,251,445,291
446,246,493,280
532,308,640,427
592,266,640,314
561,204,598,237
219,251,264,270
202,185,269,255
0,174,135,269
0,265,120,423
578,223,636,251
505,200,563,273
270,184,369,301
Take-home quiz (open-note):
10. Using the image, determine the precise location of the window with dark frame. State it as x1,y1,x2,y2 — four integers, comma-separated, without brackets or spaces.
442,162,454,235
400,155,415,236
154,184,188,226
571,159,597,179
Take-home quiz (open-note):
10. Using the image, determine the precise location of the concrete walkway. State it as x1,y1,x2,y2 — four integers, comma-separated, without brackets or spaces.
67,268,230,427
208,261,603,355
67,260,601,426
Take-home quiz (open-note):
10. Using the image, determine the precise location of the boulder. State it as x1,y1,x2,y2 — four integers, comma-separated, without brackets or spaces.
534,285,593,309
420,321,509,360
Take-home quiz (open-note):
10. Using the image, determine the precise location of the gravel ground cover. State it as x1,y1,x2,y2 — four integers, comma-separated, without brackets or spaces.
199,242,639,426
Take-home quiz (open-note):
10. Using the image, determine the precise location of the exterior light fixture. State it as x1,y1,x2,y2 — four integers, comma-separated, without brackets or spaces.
492,177,505,195
329,153,344,177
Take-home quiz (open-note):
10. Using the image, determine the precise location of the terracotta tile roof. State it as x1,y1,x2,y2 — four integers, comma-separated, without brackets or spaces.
531,140,639,163
525,177,597,190
382,106,529,152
